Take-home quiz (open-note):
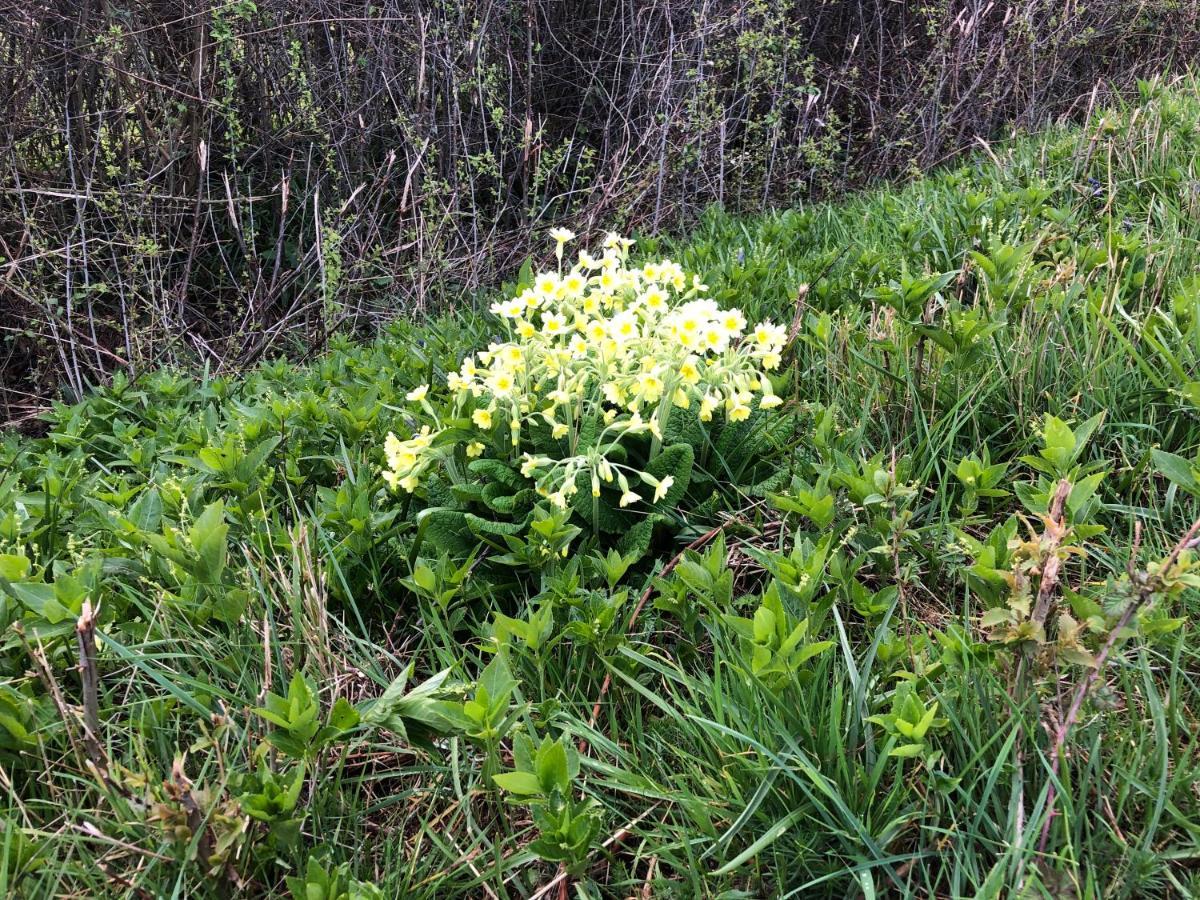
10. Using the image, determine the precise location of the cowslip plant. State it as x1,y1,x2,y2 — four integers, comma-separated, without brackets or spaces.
381,231,788,515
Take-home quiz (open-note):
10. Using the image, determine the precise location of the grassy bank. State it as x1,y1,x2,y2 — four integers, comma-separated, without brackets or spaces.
3,76,1200,897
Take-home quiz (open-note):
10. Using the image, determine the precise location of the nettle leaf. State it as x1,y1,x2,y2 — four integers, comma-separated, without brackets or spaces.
1067,470,1106,514
242,435,282,477
361,666,468,749
328,697,361,732
980,607,1013,628
1012,480,1045,515
1040,416,1076,470
128,487,163,531
2,582,59,621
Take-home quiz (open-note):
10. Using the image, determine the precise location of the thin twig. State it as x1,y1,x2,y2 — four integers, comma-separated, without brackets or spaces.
75,598,105,770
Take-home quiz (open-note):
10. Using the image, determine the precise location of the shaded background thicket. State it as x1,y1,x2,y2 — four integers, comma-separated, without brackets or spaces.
2,0,1198,421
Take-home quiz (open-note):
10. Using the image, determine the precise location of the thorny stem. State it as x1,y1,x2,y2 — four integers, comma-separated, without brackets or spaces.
1037,516,1200,853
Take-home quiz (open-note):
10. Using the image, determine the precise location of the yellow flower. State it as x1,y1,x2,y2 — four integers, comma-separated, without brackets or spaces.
641,288,667,311
652,475,674,502
488,371,515,395
499,298,526,318
602,382,625,405
679,358,701,385
722,311,746,334
550,226,576,245
701,326,726,352
405,239,787,518
399,474,419,492
610,311,639,342
562,273,586,296
520,454,541,477
636,371,664,404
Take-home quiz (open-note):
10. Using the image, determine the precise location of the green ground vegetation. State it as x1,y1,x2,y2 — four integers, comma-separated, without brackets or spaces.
3,77,1200,898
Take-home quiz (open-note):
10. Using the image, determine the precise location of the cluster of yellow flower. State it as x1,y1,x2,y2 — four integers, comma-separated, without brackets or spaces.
383,230,788,508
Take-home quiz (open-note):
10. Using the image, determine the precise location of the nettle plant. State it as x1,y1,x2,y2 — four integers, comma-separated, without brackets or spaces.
381,230,788,554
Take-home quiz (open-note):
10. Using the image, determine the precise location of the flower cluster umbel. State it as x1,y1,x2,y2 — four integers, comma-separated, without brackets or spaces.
384,230,787,508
